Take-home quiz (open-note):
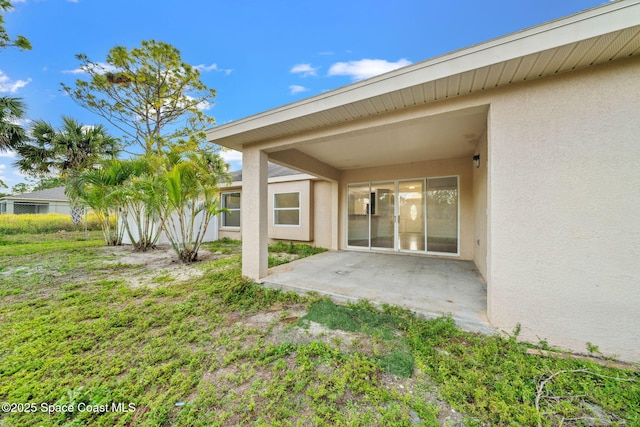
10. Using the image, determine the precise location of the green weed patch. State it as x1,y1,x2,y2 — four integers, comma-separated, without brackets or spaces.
267,241,327,267
405,315,640,426
0,234,637,426
300,300,415,378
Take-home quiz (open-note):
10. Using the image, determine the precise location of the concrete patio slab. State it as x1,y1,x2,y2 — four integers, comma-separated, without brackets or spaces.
264,250,495,334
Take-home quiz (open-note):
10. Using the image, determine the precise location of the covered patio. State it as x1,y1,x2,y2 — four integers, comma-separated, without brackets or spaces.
208,2,640,360
264,250,493,334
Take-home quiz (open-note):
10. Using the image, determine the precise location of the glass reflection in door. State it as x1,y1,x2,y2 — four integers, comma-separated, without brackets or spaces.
347,184,370,247
426,177,458,254
370,182,395,249
398,180,425,251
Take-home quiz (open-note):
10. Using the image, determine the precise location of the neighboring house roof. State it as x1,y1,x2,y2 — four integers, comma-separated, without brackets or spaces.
228,162,305,182
206,1,640,150
0,186,68,202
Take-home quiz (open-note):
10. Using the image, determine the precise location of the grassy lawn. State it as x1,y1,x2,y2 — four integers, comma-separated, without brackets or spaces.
0,233,638,426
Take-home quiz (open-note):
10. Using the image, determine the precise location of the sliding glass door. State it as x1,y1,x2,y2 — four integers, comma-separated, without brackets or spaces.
347,177,458,255
426,177,458,254
347,184,370,247
370,182,395,249
398,180,425,251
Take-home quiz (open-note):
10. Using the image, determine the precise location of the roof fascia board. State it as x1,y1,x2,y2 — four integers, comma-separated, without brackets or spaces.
1,197,67,202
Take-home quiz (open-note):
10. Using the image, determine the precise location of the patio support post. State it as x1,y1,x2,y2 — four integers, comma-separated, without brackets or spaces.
241,147,269,280
330,181,339,250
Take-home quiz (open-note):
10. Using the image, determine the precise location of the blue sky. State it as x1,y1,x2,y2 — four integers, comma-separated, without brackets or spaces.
1,0,610,189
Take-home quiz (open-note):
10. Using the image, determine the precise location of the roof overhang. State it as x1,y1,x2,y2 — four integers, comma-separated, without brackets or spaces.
0,197,68,202
207,1,640,170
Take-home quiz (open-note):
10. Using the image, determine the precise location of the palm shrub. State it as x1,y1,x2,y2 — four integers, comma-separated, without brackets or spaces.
153,150,228,262
14,117,120,226
113,157,164,252
0,97,28,151
68,160,132,245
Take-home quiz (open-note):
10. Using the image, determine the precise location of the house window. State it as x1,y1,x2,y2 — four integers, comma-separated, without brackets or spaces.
221,192,240,227
274,192,300,226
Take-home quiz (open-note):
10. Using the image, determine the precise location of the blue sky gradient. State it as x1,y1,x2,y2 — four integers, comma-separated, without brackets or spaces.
1,0,610,187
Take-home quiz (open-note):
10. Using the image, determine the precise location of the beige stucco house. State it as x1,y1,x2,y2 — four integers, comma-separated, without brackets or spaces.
0,186,72,215
207,1,640,361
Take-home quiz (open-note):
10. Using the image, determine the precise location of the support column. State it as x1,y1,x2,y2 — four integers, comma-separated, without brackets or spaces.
241,148,268,280
330,181,339,250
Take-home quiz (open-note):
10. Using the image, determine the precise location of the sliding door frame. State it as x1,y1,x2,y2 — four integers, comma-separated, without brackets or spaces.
346,175,460,256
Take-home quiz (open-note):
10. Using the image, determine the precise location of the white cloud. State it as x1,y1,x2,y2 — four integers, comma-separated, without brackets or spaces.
194,64,218,72
290,63,318,77
220,149,242,164
63,62,117,75
184,95,213,111
219,149,242,172
10,117,31,128
194,63,233,75
0,70,31,93
0,151,16,159
328,58,411,80
289,85,308,95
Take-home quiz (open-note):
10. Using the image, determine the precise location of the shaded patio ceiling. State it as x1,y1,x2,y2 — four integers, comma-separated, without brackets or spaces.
268,106,488,170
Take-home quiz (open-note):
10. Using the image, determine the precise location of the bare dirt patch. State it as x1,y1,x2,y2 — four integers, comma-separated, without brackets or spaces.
99,245,225,288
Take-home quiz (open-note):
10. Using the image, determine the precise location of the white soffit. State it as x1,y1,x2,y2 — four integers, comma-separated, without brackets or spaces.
207,1,640,150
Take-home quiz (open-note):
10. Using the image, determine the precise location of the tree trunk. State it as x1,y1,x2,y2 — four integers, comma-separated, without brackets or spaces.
70,202,85,226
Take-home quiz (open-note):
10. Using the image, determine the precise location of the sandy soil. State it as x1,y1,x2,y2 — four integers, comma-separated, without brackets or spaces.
99,245,222,288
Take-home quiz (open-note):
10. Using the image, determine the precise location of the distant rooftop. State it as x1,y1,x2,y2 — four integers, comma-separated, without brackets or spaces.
1,186,68,201
229,162,304,182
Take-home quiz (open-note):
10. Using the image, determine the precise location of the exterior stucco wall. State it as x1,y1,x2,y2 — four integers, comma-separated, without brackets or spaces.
487,57,640,361
48,202,72,215
312,180,338,250
219,179,335,247
472,129,488,279
339,158,474,259
268,180,313,241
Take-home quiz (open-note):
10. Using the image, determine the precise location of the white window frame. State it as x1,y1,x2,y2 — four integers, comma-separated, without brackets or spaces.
273,191,301,227
425,175,460,257
220,191,241,229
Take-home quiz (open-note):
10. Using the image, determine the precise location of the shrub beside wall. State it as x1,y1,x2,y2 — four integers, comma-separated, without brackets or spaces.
0,213,103,235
